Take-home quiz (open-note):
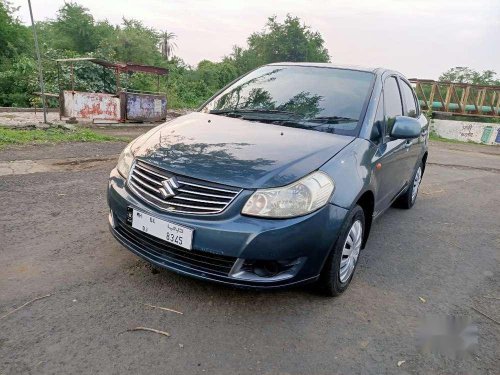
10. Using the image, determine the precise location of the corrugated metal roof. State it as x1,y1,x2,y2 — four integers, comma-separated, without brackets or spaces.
55,58,169,75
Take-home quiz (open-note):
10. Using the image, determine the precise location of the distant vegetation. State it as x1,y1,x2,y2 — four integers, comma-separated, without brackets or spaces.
0,1,329,109
439,67,499,86
0,1,498,110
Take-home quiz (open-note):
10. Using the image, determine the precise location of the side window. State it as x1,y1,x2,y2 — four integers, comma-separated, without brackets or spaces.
401,80,418,118
370,97,384,144
384,77,403,138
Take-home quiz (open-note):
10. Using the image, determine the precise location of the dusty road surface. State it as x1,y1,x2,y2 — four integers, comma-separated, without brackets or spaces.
0,135,499,374
0,110,186,128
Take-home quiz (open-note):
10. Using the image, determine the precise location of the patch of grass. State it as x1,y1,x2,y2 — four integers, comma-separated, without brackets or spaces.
429,132,466,144
0,127,127,148
429,132,495,146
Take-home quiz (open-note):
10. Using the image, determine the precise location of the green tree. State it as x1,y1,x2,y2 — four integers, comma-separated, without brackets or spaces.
227,15,330,75
0,55,37,106
197,60,238,90
0,1,31,61
159,31,177,61
224,46,260,76
46,2,108,53
104,18,162,65
439,67,499,85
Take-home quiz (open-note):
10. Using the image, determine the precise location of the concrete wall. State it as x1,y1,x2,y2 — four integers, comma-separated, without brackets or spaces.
62,91,121,121
432,119,500,146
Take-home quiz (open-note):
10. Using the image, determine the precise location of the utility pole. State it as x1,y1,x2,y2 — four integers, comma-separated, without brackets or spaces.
27,0,48,124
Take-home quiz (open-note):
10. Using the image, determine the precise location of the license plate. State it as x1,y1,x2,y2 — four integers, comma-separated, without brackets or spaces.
129,208,193,250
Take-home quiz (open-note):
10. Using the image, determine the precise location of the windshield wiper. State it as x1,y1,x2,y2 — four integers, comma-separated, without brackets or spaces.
278,116,358,134
307,116,358,123
209,109,305,126
209,108,298,117
210,111,357,122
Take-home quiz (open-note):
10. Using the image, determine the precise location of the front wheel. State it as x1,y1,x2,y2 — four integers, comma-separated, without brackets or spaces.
317,205,365,297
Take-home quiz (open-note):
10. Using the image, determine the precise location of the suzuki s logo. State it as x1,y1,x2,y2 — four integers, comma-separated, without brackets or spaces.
159,176,179,199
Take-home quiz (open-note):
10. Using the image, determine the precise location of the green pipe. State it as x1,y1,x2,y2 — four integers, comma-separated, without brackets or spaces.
419,100,500,114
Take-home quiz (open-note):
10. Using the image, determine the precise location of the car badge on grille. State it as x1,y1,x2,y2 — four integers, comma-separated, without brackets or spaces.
159,176,180,199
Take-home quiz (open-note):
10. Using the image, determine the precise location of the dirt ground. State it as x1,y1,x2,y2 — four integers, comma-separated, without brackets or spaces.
0,111,63,127
0,110,186,128
0,129,499,374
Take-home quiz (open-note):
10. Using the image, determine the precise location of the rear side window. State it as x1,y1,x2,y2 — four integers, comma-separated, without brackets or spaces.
384,77,403,138
400,81,418,118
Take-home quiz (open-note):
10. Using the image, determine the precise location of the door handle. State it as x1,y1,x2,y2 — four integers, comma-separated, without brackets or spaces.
403,140,412,149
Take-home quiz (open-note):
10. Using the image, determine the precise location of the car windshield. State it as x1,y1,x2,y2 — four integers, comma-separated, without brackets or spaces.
201,65,375,135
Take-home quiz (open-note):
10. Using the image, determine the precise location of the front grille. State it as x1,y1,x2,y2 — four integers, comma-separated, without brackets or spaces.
128,160,241,215
115,219,237,276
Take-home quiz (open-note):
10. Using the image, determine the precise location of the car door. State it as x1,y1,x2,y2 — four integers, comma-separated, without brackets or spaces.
372,76,408,212
399,78,425,181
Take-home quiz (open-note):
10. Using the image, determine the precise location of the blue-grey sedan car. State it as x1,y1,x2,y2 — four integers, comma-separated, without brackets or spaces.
108,63,428,296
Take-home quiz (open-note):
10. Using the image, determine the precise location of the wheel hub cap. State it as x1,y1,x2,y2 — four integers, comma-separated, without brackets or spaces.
339,220,363,283
412,167,422,203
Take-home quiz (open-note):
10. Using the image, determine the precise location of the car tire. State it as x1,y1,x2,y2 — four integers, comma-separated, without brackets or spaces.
393,161,423,209
317,205,365,297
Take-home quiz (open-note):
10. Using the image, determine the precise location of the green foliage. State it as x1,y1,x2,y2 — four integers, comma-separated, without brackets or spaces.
159,31,177,61
0,127,125,148
0,3,331,109
49,3,104,53
155,15,331,108
0,55,37,106
0,1,31,61
197,60,239,90
224,46,259,77
226,15,330,76
36,2,117,55
249,15,329,64
439,67,500,85
106,19,162,65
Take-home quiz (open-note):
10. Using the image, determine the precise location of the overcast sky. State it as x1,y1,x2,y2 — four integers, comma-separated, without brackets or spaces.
12,0,500,79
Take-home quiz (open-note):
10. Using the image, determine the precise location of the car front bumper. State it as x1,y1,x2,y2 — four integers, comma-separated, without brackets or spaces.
107,168,349,289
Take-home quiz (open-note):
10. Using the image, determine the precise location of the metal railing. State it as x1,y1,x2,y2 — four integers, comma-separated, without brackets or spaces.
409,79,500,118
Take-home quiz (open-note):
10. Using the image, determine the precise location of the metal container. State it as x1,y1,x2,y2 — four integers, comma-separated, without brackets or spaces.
121,92,167,122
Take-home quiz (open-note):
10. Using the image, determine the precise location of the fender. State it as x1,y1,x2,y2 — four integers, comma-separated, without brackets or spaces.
321,138,378,210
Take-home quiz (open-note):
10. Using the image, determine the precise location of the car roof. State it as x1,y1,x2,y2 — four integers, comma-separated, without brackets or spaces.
266,62,402,77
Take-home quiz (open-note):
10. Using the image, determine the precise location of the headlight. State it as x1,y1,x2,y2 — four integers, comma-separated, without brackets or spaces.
117,143,134,178
242,171,334,218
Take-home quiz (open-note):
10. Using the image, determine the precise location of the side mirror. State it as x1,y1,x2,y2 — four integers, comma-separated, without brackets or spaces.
391,116,421,139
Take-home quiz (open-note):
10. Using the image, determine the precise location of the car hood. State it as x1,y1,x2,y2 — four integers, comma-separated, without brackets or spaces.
132,112,354,189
